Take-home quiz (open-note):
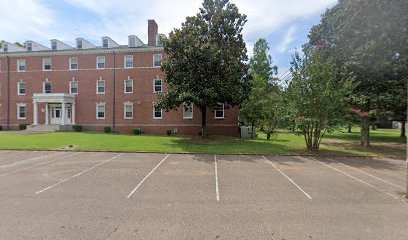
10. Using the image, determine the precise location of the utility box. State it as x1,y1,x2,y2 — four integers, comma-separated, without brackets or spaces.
240,126,256,138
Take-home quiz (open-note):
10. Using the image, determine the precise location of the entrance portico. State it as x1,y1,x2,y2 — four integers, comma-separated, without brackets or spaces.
33,93,76,126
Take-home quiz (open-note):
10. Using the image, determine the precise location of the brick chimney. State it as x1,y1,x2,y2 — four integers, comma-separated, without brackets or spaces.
148,19,158,46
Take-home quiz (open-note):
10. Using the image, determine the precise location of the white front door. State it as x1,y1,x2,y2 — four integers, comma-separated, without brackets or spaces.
50,106,62,125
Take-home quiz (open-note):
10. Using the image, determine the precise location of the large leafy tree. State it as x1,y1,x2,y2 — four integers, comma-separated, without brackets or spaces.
287,49,353,152
307,0,408,146
156,0,249,137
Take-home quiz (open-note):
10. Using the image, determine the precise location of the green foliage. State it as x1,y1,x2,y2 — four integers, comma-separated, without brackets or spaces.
166,129,172,136
72,125,83,132
132,128,143,135
19,124,29,130
287,49,354,151
103,126,112,134
0,125,3,131
156,0,249,137
249,38,278,84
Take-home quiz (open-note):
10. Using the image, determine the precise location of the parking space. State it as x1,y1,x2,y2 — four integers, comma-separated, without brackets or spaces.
0,150,407,240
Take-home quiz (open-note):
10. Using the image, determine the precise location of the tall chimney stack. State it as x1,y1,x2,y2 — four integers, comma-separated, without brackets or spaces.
148,19,158,46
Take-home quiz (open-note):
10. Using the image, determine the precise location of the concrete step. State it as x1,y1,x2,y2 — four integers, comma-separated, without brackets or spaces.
26,125,61,132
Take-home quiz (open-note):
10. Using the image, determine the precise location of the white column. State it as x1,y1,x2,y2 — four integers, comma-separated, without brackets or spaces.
33,102,38,125
61,103,66,125
71,103,76,125
45,103,49,125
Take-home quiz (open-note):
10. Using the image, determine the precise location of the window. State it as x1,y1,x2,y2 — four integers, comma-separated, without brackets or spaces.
96,103,105,119
124,79,133,93
183,102,193,119
153,78,162,93
124,55,133,68
214,104,224,119
102,38,108,48
43,82,52,93
153,106,162,119
27,42,32,51
43,58,52,70
51,41,57,50
97,80,105,94
77,39,82,49
153,54,162,67
124,102,133,119
97,56,105,69
17,59,26,72
18,82,26,95
70,81,78,94
17,104,26,119
70,57,78,70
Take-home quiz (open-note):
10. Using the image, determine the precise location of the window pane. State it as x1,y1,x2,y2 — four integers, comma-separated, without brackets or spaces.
183,103,193,118
97,57,105,68
70,82,78,93
125,80,132,93
44,83,52,93
154,79,162,92
125,56,133,68
70,58,78,69
19,106,26,118
154,54,162,67
19,83,26,94
154,108,162,118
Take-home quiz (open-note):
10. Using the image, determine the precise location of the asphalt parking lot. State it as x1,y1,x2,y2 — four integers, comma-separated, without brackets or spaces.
0,150,407,240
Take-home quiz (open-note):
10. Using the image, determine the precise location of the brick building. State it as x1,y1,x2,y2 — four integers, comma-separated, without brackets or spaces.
0,20,239,136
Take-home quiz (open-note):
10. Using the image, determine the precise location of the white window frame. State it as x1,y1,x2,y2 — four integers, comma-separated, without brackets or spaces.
96,80,105,94
43,82,52,94
96,103,106,119
69,57,78,70
153,78,162,93
153,105,162,119
124,79,133,94
18,82,26,96
124,102,133,119
183,102,193,119
153,54,162,67
42,58,52,71
77,39,82,49
214,103,225,119
17,59,26,72
124,55,133,69
17,103,26,120
70,80,78,94
97,56,105,69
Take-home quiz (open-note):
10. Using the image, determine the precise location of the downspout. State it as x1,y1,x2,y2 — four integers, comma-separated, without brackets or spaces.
112,51,116,131
6,55,10,129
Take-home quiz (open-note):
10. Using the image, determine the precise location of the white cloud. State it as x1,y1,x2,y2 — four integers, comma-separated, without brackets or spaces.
277,26,297,54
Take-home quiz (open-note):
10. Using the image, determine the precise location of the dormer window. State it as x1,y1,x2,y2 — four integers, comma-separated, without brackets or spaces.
3,44,8,52
102,38,108,48
156,34,166,46
26,42,32,51
77,39,82,49
51,41,57,50
128,36,136,48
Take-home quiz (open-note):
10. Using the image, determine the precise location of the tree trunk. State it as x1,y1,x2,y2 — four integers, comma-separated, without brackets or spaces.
347,124,352,133
371,124,377,130
361,117,370,147
251,120,255,138
266,131,271,140
200,105,207,138
400,121,406,138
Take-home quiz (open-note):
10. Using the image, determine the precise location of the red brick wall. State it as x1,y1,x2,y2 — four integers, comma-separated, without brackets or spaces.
0,49,239,136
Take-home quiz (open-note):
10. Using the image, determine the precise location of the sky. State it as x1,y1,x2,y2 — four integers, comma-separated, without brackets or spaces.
0,0,337,76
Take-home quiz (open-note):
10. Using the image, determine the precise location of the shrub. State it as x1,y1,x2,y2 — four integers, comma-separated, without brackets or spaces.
19,123,29,130
72,125,83,132
166,129,172,136
104,126,112,133
132,128,143,135
0,125,2,131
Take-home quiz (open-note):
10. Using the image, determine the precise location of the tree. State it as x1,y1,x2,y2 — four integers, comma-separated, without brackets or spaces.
156,0,249,137
287,49,353,152
307,0,408,147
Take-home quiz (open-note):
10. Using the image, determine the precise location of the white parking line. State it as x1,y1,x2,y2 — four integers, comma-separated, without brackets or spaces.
262,156,312,200
0,152,81,178
127,154,170,199
327,158,405,190
0,152,62,169
35,153,123,195
313,157,399,199
214,155,220,202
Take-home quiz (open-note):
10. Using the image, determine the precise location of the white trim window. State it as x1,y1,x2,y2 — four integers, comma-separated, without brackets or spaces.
124,102,133,119
96,103,106,119
214,103,224,119
96,80,105,94
183,102,193,119
70,80,78,94
153,78,162,93
97,56,105,69
124,55,133,68
17,59,26,72
43,58,52,71
124,79,133,93
18,82,26,95
69,57,78,70
153,54,162,67
43,82,52,94
17,103,26,120
153,106,162,119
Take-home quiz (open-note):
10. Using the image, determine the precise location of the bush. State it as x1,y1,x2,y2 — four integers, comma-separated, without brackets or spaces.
72,125,83,132
19,123,29,130
104,126,112,133
132,128,143,135
166,129,172,136
0,125,2,131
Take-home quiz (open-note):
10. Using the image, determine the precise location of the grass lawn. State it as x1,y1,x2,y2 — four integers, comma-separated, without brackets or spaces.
0,128,405,158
